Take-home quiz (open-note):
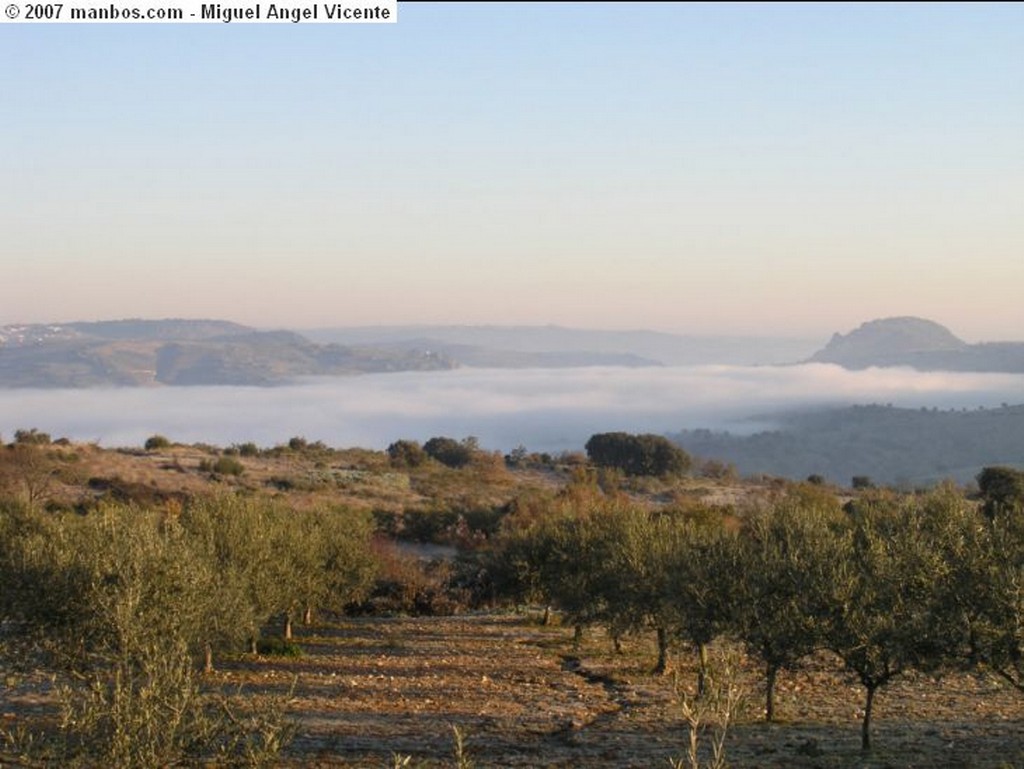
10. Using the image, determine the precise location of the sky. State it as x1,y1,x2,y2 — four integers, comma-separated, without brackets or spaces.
2,3,1022,340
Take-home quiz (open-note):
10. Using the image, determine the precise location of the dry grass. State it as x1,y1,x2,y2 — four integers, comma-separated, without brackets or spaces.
27,441,769,520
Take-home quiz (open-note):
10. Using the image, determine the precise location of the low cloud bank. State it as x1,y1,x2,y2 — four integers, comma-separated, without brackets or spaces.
2,364,1023,454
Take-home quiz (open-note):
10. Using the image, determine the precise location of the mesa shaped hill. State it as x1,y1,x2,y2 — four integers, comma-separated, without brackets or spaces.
808,317,1024,372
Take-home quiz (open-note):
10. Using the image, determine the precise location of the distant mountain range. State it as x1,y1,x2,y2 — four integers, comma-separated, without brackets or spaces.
303,325,820,367
0,321,823,387
808,317,1024,372
2,316,1022,388
0,320,453,387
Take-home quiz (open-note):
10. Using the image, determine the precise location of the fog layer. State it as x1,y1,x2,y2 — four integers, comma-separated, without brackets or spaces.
3,364,1023,454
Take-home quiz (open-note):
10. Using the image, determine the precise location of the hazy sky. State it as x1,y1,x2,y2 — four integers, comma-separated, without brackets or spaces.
2,3,1022,339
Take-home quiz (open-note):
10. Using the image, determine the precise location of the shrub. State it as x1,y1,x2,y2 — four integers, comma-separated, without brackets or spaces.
144,434,171,451
976,466,1024,519
13,428,50,446
423,437,474,469
212,457,244,476
387,440,428,468
199,457,244,476
585,432,691,477
255,636,302,658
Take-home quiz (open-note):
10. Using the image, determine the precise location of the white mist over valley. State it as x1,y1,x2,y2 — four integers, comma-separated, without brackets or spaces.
4,364,1023,455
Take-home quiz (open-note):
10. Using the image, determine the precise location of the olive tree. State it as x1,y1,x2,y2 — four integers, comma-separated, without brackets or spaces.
732,486,846,721
826,492,951,751
665,507,737,694
0,500,290,767
591,506,692,673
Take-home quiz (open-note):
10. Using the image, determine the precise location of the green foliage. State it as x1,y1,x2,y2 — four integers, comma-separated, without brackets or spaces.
826,491,955,750
674,403,1024,487
732,489,845,720
213,456,245,476
663,510,737,688
235,441,261,457
423,436,474,469
284,436,329,454
0,501,293,766
387,439,428,468
505,444,529,468
144,434,172,451
255,636,303,657
0,492,387,764
0,443,64,508
585,432,691,477
12,433,1024,761
13,428,51,446
977,465,1024,519
199,456,245,476
698,458,738,481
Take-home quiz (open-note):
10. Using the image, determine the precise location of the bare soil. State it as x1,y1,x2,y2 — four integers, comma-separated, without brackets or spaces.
220,613,1024,768
4,612,1023,767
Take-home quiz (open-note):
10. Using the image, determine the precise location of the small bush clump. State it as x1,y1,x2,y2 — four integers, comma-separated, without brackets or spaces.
199,457,245,476
13,428,51,446
255,637,302,657
144,434,172,451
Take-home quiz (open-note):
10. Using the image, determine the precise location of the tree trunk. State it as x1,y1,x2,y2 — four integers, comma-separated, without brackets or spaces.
203,642,214,674
697,642,709,697
613,633,623,654
249,636,258,655
766,662,778,722
541,605,551,626
861,683,877,751
284,613,293,640
573,624,583,649
303,604,313,625
653,626,670,675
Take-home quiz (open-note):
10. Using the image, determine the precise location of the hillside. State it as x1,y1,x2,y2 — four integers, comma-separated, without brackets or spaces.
809,317,1024,371
305,325,821,366
672,403,1024,486
4,437,1024,768
0,319,454,387
0,434,760,520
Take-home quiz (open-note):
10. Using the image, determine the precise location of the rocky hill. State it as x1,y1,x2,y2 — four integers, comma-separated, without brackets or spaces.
0,319,454,388
809,317,1024,372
